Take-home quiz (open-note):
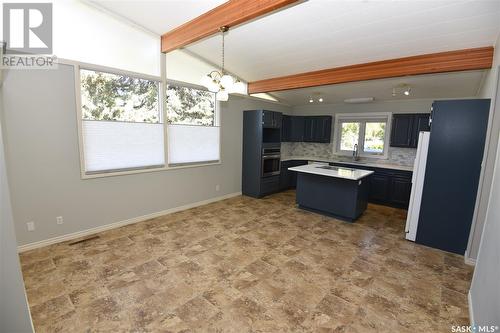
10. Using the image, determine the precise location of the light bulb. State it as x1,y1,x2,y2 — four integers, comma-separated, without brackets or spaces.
404,88,411,96
309,98,314,103
220,74,235,90
318,98,323,102
232,81,246,94
200,74,212,89
216,90,229,101
207,80,220,93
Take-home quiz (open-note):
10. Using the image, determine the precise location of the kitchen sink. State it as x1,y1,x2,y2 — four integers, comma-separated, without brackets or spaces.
316,165,355,171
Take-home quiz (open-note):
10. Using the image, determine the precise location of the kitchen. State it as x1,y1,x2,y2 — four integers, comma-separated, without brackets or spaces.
242,72,490,256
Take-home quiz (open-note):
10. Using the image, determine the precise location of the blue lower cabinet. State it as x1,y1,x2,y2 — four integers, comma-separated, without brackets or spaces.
330,162,412,208
280,160,308,190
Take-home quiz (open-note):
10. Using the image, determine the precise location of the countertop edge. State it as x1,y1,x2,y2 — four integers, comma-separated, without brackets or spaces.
288,165,375,181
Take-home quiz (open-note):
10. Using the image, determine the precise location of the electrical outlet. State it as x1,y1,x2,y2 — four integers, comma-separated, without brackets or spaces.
56,216,64,225
215,184,220,192
27,221,35,232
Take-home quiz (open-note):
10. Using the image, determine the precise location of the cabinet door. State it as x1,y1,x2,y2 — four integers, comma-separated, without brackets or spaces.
411,114,430,147
390,176,412,206
313,116,332,143
273,112,282,129
369,174,390,202
281,115,291,142
390,114,413,147
279,162,291,190
303,117,314,142
290,116,305,142
262,111,274,128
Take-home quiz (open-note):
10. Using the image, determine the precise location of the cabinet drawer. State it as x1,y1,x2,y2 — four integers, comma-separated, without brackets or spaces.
261,176,280,196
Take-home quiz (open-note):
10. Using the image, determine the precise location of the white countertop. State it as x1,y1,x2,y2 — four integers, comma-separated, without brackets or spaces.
282,156,413,172
288,163,374,181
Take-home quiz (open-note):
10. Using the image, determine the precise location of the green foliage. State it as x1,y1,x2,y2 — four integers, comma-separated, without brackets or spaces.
340,122,359,150
166,85,216,126
80,70,160,123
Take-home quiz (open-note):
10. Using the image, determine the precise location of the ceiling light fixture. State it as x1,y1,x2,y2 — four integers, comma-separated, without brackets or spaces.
392,83,411,97
318,97,323,102
309,98,314,103
344,97,375,104
200,26,244,102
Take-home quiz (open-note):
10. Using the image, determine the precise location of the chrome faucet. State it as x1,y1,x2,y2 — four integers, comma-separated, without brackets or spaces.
353,144,360,161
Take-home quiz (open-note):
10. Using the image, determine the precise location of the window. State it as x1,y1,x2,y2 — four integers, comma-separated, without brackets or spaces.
79,68,164,174
166,83,220,166
335,113,391,158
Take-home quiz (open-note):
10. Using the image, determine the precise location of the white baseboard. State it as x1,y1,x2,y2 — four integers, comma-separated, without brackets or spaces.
17,192,241,253
464,251,477,266
468,290,475,326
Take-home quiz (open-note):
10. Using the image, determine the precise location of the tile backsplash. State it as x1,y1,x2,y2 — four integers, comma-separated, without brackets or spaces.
281,142,416,167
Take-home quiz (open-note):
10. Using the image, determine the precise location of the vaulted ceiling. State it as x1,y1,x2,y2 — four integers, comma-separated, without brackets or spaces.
92,0,500,105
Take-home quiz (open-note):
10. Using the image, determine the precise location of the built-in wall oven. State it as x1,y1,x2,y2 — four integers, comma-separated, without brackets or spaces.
261,147,281,177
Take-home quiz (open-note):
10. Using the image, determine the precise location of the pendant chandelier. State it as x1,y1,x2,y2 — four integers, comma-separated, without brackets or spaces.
200,26,244,102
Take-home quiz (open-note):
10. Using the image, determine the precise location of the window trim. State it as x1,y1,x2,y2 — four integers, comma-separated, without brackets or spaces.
71,58,221,179
333,112,392,159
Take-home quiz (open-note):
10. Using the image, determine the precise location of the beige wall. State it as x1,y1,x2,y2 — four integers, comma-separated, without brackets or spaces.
1,64,290,246
467,34,500,260
0,88,34,332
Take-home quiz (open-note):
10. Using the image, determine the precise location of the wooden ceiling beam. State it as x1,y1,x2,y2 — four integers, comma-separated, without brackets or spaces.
161,0,301,53
248,47,494,94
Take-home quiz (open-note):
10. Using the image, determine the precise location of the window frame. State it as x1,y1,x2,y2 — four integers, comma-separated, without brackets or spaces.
71,58,221,179
333,112,392,159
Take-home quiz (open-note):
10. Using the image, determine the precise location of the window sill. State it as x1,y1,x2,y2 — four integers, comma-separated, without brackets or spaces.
81,161,221,179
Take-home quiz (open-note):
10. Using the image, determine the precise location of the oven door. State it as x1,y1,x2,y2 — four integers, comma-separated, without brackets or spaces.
262,154,281,177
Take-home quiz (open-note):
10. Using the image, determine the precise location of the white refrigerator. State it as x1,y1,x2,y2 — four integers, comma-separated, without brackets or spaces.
405,131,430,241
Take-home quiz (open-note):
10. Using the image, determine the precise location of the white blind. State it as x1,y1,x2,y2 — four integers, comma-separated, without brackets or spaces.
167,125,220,165
82,121,165,173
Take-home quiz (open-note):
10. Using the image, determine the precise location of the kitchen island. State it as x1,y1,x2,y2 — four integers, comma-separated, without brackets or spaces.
288,164,374,221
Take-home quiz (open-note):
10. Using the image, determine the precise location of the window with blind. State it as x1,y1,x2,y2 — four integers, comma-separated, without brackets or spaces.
79,69,164,174
335,113,391,158
166,83,220,166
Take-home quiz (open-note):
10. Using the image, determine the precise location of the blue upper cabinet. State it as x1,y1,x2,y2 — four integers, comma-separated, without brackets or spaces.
390,113,430,148
282,115,331,143
262,110,282,128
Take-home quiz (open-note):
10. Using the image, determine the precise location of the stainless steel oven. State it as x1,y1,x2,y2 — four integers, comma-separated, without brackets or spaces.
261,147,281,177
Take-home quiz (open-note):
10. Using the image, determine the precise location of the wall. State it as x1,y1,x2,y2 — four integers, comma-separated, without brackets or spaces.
0,89,34,332
287,99,433,166
468,34,500,260
469,136,500,327
1,64,290,246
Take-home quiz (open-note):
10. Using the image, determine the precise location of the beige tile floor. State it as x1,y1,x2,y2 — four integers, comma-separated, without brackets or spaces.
20,190,473,332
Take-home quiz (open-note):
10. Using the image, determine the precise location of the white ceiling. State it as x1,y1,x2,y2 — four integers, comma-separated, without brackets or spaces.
185,0,500,81
89,0,226,35
271,70,486,106
91,0,498,105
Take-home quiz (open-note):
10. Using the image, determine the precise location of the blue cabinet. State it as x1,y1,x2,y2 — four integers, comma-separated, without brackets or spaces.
282,115,331,143
390,113,430,148
280,160,308,190
330,162,412,208
262,110,282,128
